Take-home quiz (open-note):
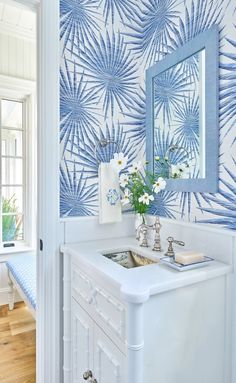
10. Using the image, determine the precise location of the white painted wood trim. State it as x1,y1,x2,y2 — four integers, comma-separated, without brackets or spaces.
0,74,35,96
7,0,39,11
126,302,144,383
63,252,72,383
37,1,61,383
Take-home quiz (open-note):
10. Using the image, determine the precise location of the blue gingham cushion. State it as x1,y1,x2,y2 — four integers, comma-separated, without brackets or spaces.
6,254,36,310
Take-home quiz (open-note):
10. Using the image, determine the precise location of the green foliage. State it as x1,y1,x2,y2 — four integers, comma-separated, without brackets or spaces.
125,170,156,214
2,195,22,242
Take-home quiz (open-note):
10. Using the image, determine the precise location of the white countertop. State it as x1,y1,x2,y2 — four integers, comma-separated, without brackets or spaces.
61,237,232,303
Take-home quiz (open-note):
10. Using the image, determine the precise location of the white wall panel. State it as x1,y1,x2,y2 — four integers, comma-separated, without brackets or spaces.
0,32,36,80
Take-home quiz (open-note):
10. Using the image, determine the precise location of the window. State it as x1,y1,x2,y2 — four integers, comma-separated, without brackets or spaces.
0,97,25,244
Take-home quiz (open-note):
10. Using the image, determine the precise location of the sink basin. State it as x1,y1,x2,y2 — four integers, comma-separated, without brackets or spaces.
102,250,159,269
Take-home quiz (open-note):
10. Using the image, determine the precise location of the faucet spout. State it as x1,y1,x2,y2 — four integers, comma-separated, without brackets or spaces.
136,223,150,247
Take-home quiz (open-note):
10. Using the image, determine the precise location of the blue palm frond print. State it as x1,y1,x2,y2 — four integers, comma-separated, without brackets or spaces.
149,190,179,219
124,0,179,66
122,87,146,149
179,166,212,219
59,0,235,226
168,0,223,51
154,129,188,163
66,123,137,178
154,65,192,126
60,162,98,217
72,31,138,118
174,94,199,156
60,60,100,154
60,0,100,54
125,0,180,66
100,0,139,25
197,164,236,230
220,27,236,142
178,53,199,83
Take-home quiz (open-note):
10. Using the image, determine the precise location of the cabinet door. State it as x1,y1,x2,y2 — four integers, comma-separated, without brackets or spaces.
93,325,126,383
72,299,93,383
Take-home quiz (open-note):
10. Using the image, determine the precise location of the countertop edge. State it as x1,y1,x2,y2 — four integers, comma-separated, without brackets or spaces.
61,242,233,304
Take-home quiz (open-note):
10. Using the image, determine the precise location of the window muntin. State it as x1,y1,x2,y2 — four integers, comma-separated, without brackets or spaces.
0,98,25,243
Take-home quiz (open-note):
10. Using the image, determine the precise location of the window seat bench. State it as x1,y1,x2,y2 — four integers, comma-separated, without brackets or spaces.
6,254,36,319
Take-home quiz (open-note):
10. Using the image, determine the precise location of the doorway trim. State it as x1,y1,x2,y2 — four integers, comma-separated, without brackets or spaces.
37,1,60,382
14,0,61,382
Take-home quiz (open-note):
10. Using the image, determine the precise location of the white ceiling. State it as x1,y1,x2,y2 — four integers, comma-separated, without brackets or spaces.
0,1,36,41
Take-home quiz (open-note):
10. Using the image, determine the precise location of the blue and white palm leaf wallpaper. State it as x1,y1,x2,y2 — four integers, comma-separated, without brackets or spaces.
71,31,139,118
197,162,236,230
220,25,236,139
60,0,100,54
124,0,180,66
122,87,146,149
60,162,97,217
66,123,137,178
153,64,193,126
168,0,224,51
100,0,139,25
60,0,236,231
60,60,100,154
149,190,179,219
173,93,199,156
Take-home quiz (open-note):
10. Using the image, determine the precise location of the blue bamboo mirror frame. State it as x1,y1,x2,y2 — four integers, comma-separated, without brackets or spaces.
146,25,219,193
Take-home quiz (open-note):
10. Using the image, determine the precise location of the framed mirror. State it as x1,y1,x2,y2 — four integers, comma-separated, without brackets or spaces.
146,25,219,193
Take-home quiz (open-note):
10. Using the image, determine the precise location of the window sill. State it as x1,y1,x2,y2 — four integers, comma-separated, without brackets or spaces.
0,244,35,256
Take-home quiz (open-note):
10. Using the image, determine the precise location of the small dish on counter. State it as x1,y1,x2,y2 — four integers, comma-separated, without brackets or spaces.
160,255,214,271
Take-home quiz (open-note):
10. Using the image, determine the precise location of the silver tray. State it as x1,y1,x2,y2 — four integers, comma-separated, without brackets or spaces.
160,255,214,271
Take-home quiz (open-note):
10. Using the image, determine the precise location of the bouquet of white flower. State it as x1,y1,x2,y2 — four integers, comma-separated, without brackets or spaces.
110,153,166,215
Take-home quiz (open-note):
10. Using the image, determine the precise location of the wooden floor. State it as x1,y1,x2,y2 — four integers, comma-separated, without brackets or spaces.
0,302,36,383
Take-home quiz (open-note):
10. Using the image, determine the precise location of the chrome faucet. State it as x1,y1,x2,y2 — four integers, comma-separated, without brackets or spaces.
136,216,163,249
165,236,185,259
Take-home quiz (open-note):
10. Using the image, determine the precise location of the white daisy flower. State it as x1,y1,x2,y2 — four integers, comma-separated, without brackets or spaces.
153,177,166,193
121,189,131,206
171,164,180,178
110,152,128,173
138,192,154,205
171,163,189,179
119,173,129,188
128,161,142,174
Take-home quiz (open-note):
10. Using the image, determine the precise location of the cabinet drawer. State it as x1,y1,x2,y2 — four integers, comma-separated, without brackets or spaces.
72,264,126,341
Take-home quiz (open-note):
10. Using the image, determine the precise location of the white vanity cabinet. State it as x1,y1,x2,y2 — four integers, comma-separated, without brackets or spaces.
62,237,232,383
64,259,127,383
71,298,125,383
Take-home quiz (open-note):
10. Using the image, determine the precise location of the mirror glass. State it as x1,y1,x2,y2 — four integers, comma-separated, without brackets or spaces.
146,26,218,193
153,50,206,180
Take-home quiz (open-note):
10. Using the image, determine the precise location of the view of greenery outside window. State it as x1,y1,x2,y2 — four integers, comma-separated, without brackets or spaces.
1,98,24,243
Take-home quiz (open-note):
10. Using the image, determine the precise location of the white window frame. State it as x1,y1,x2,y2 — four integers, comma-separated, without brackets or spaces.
0,75,36,249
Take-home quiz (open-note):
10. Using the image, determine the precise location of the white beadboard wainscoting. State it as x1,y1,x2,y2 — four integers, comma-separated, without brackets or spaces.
0,32,36,81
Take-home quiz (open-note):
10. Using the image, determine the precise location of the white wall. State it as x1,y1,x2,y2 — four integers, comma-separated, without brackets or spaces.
0,32,36,81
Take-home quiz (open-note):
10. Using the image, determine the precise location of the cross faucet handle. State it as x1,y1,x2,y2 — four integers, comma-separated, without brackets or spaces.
165,236,185,258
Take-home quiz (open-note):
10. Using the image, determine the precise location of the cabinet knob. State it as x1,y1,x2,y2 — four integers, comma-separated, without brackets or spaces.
83,370,93,380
